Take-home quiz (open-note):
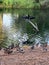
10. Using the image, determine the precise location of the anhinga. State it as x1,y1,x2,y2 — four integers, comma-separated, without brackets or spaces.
22,14,35,20
22,14,39,31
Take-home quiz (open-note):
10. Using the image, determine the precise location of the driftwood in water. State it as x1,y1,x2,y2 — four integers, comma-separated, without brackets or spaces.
27,20,39,31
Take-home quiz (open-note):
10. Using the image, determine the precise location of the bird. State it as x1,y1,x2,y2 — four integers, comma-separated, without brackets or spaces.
4,47,13,54
7,50,13,54
22,14,35,20
31,45,34,49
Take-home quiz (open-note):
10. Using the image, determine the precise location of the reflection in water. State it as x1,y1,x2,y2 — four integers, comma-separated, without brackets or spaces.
2,13,28,46
0,14,2,32
0,9,49,46
26,19,39,31
3,14,12,27
0,14,3,40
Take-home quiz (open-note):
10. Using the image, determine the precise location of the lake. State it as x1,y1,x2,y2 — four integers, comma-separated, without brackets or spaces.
0,8,49,47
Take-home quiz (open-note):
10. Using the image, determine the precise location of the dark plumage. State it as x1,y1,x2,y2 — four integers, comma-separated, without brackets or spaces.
23,40,33,44
40,43,47,52
7,50,13,54
4,48,13,54
22,14,35,20
31,45,34,49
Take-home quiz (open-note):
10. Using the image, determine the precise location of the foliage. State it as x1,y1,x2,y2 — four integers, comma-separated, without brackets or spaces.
0,0,48,8
2,0,40,8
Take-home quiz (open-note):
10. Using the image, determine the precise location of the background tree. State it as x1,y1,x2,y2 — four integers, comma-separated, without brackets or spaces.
35,0,39,3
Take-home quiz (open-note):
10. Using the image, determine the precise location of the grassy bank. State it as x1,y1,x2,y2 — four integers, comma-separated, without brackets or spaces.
0,0,49,9
0,0,40,9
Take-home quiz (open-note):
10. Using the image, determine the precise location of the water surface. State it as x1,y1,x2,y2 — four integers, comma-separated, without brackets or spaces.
0,9,49,46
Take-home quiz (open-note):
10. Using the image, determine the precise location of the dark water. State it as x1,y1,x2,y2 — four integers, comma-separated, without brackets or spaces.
0,9,49,46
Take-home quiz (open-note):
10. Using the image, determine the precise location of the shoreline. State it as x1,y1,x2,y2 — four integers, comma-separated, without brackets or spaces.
0,45,49,65
0,5,49,9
